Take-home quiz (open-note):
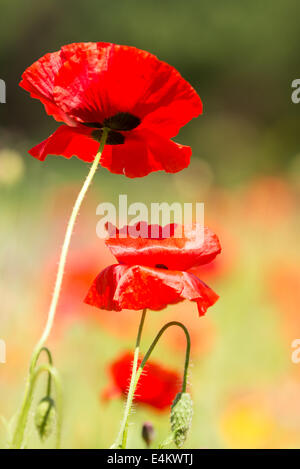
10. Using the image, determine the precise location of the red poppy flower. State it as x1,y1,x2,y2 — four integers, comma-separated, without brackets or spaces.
102,352,181,411
20,42,202,177
85,223,221,316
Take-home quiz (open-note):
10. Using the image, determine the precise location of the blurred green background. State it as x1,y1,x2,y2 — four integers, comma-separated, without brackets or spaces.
0,0,300,449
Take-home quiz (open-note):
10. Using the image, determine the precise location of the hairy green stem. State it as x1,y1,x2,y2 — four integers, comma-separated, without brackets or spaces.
111,309,147,449
138,321,191,393
11,129,108,449
31,128,109,366
37,347,53,396
112,320,191,450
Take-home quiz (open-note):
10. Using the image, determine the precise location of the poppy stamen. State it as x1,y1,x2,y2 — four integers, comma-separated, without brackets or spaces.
103,112,141,131
92,129,125,145
88,113,141,145
155,264,169,270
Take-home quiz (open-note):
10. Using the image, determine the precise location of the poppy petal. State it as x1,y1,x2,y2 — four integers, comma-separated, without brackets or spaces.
21,42,202,175
141,87,202,138
84,264,219,316
28,124,190,176
99,129,190,178
104,351,181,411
53,43,112,124
99,130,161,178
106,224,221,271
20,51,73,124
146,130,191,173
52,42,202,133
29,125,100,162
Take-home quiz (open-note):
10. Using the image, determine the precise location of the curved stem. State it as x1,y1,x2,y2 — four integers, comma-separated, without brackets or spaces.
112,320,191,450
11,129,108,449
31,364,63,450
138,321,191,393
36,347,53,396
111,309,147,449
10,364,62,449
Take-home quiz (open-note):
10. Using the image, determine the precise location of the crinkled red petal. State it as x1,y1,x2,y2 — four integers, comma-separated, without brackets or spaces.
20,50,72,124
106,224,221,271
100,129,191,177
21,42,201,136
29,126,191,177
84,264,219,316
28,125,99,162
52,42,202,135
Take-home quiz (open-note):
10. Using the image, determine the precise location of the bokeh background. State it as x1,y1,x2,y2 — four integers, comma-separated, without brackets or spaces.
1,0,300,449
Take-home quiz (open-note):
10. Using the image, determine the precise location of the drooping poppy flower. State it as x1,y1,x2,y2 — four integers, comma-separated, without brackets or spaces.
20,42,202,178
102,352,181,411
85,223,221,316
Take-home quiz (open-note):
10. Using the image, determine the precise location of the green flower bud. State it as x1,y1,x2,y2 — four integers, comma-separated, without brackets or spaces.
35,396,56,442
170,392,193,448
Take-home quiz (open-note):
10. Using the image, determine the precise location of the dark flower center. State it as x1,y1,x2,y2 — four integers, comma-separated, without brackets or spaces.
155,264,169,270
103,113,141,131
85,112,141,145
92,129,125,145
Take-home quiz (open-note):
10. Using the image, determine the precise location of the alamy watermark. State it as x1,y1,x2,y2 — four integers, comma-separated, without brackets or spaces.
0,339,6,363
0,79,6,103
291,79,300,103
291,339,300,364
96,195,204,240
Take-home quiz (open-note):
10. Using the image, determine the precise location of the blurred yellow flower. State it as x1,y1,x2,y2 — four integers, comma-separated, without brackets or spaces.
220,388,300,449
220,398,275,448
0,149,25,186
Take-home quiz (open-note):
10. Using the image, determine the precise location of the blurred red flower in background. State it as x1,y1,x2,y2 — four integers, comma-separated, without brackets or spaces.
41,248,106,323
36,185,141,338
39,246,140,338
20,42,202,177
242,176,296,229
102,352,181,411
85,223,221,316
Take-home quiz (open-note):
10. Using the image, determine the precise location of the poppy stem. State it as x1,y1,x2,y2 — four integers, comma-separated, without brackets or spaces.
37,347,54,397
135,321,191,394
31,127,109,364
11,128,109,449
111,308,147,449
112,319,191,449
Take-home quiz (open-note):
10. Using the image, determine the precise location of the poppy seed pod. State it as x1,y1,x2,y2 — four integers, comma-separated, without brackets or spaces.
35,396,56,442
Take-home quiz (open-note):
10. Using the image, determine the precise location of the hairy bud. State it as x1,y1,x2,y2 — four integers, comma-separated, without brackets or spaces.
170,392,193,448
35,396,56,442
